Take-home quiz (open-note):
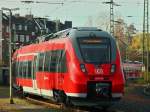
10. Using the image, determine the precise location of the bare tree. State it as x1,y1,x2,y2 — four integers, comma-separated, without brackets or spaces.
95,12,110,31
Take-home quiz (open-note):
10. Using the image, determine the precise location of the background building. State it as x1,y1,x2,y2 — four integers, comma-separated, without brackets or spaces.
0,10,72,84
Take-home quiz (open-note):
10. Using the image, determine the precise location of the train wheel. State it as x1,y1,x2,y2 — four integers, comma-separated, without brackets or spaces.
53,90,65,103
16,86,25,98
53,90,60,103
65,96,72,107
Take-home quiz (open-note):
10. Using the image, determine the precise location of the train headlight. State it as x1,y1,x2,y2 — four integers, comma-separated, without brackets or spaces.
111,64,116,74
80,64,87,73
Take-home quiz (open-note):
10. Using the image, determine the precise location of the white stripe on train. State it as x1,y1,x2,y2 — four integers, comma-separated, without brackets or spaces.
23,86,123,98
17,53,38,57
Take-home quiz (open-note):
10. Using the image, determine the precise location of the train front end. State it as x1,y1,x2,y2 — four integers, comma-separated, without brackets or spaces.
64,27,125,106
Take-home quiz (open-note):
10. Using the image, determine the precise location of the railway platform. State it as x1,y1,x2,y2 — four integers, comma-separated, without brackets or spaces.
0,86,60,112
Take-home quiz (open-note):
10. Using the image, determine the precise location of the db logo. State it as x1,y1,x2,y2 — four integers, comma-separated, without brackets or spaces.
95,68,103,74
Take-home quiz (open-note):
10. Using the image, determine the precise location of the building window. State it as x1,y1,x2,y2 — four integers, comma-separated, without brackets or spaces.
17,35,20,42
46,28,49,33
32,32,35,36
35,27,38,32
12,24,16,30
20,35,24,42
6,26,9,32
25,25,28,31
26,35,29,42
19,25,22,30
15,34,18,42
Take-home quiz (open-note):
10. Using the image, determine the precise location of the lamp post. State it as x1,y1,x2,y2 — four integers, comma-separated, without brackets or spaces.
143,0,149,82
1,7,19,104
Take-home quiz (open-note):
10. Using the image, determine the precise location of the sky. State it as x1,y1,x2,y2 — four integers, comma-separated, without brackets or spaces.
0,0,145,32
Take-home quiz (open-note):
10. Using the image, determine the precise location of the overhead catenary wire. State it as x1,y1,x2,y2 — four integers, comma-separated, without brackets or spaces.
0,0,144,5
0,0,145,34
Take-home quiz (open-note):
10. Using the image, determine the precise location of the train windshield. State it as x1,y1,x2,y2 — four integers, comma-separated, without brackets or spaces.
78,38,111,63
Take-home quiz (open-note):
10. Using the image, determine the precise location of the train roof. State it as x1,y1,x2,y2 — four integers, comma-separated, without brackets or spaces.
70,27,113,38
43,27,114,41
13,27,115,58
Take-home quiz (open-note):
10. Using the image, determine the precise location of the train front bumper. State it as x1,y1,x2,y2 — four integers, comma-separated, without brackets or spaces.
66,93,122,106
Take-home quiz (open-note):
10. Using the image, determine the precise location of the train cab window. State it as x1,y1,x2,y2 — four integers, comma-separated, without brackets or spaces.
78,38,111,63
38,53,45,71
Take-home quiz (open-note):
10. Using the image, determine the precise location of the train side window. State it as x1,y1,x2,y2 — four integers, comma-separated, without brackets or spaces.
18,61,21,78
28,61,32,78
23,62,26,78
16,62,18,77
22,62,24,78
24,62,27,78
18,62,20,77
48,51,51,72
15,62,18,77
12,62,15,74
38,53,45,71
50,51,58,72
26,61,28,78
44,51,51,72
58,50,67,73
25,62,27,78
17,62,19,77
19,62,23,78
21,62,24,78
32,56,37,79
56,50,62,73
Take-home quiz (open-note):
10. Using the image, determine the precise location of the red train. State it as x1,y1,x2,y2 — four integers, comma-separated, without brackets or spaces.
12,27,125,107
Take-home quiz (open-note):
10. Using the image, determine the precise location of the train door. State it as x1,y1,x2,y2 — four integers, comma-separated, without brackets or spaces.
56,50,65,90
32,56,37,90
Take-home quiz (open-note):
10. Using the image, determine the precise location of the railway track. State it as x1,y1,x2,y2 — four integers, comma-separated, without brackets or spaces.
25,95,122,112
26,96,61,109
25,95,88,112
